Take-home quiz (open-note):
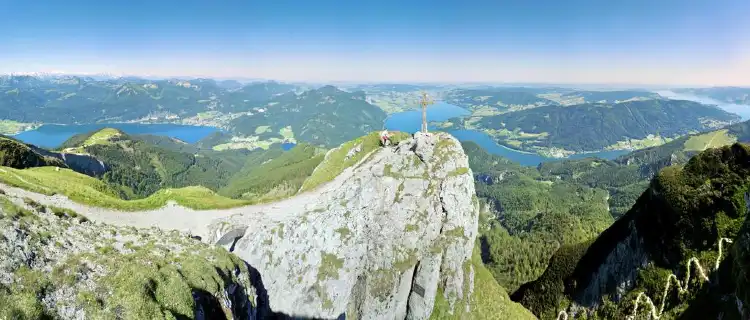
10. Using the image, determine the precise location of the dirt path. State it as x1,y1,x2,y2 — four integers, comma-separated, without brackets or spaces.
0,156,362,240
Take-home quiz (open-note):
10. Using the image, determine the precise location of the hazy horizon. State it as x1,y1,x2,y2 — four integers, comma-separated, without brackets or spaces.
2,0,748,86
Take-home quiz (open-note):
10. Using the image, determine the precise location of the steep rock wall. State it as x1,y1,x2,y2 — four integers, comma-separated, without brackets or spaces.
207,132,479,319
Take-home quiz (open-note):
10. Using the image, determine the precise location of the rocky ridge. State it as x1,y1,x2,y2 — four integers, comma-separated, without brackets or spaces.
208,132,480,319
0,196,254,319
0,132,483,319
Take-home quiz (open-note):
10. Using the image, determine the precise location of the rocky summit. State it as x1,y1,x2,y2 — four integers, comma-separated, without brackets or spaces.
207,132,479,319
0,131,481,319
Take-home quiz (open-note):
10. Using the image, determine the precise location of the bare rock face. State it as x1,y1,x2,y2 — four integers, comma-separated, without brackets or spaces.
0,199,255,319
207,132,479,319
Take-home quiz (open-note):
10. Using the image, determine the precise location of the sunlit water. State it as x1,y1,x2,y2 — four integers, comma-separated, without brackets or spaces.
14,123,220,149
384,103,628,166
656,90,750,120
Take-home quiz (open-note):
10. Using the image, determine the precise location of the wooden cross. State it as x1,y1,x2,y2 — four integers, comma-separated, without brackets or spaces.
420,91,434,133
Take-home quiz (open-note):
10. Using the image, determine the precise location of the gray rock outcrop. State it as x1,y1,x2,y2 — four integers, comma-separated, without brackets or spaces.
31,145,109,176
0,198,255,319
207,132,479,319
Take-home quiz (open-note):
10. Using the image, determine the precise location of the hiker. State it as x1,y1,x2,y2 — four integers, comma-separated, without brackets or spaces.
380,129,391,146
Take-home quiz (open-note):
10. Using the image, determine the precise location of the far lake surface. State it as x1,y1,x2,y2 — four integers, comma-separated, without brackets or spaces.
657,90,750,121
15,102,633,165
14,123,220,149
385,102,629,166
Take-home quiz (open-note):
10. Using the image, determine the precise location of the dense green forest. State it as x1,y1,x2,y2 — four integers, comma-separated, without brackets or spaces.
460,123,729,293
220,144,325,202
464,142,624,291
513,143,750,319
85,138,245,198
478,99,739,151
444,88,558,109
229,86,387,147
57,129,280,199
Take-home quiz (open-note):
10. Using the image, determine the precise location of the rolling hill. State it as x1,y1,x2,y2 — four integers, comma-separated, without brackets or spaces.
476,99,740,154
444,88,559,111
57,128,254,199
229,86,388,147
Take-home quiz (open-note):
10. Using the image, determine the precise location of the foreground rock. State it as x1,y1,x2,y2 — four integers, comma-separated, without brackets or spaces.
0,198,255,319
208,132,480,319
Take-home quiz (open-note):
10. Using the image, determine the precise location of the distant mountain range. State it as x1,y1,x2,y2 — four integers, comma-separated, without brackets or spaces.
0,75,392,148
0,75,301,124
229,85,387,147
477,99,739,152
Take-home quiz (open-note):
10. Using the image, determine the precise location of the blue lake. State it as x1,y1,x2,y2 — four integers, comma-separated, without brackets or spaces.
384,102,470,134
14,123,220,149
281,142,296,151
385,103,630,166
657,90,750,121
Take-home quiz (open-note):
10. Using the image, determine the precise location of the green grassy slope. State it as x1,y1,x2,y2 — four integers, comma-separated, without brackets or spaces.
300,131,410,192
0,166,249,210
220,144,325,202
58,128,248,199
229,86,388,147
0,132,412,210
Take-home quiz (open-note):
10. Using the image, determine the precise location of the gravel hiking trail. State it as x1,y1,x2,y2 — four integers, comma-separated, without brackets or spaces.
0,152,368,241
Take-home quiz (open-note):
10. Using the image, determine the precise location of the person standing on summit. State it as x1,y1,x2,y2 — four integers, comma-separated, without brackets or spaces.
380,129,391,146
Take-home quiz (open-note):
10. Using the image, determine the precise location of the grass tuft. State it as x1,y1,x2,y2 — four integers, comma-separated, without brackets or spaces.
0,166,251,211
300,131,410,192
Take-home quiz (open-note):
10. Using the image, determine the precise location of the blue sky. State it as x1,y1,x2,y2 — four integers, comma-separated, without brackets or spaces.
0,0,748,85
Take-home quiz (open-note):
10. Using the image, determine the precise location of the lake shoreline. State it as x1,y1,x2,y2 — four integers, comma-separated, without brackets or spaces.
384,103,630,166
13,123,222,149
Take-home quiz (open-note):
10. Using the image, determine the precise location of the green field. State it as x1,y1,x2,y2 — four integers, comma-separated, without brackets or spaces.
0,166,250,211
0,120,38,135
213,126,297,151
606,134,674,151
299,131,410,192
683,129,737,151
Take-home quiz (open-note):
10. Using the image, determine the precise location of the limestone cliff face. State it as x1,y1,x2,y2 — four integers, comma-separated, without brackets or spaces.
31,145,109,177
523,144,750,318
207,132,479,319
